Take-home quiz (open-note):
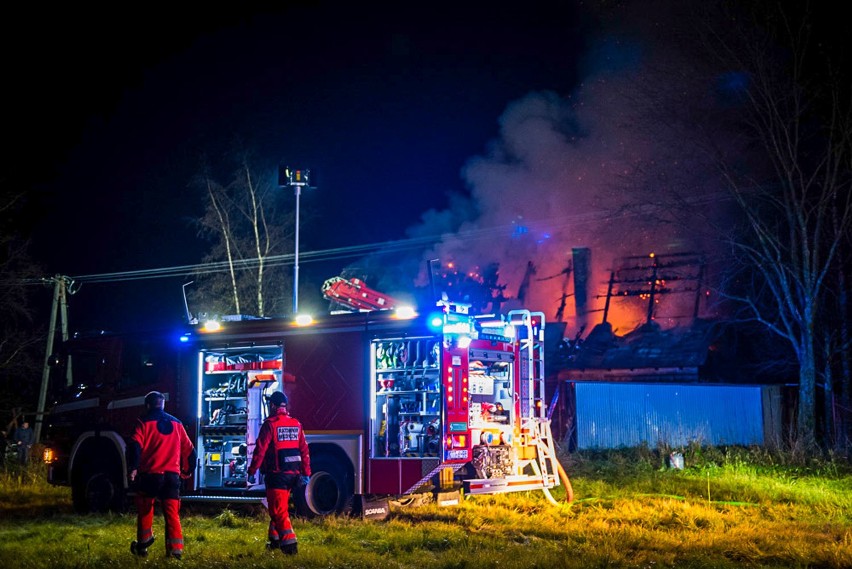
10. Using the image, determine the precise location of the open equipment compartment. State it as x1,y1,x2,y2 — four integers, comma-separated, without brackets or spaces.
467,346,516,479
371,336,442,458
197,345,283,489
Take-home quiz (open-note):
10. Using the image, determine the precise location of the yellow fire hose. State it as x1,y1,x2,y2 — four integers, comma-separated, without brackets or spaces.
557,460,574,503
538,458,575,505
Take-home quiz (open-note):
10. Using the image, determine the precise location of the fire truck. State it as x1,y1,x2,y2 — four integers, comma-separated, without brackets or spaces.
42,296,569,516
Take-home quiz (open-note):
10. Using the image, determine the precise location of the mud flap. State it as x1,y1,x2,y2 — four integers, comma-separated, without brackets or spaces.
352,495,390,520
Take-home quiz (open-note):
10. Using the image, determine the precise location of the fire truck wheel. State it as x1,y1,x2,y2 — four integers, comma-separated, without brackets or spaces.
72,463,125,513
294,456,352,518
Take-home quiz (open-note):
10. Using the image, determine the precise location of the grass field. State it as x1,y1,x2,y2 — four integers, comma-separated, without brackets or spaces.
1,445,850,568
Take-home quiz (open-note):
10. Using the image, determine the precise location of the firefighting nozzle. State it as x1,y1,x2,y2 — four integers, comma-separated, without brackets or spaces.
299,475,310,487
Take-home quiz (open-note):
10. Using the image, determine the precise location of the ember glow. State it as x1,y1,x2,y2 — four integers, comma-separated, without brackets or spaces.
405,85,716,336
398,5,739,338
349,2,740,339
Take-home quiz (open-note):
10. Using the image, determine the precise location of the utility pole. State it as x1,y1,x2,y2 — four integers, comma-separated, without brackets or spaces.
35,275,74,443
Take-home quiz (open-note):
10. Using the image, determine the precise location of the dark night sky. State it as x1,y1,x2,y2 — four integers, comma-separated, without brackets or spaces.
8,2,587,331
8,2,843,335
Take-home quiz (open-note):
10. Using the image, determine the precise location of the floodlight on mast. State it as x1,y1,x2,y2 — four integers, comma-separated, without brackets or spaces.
278,166,315,314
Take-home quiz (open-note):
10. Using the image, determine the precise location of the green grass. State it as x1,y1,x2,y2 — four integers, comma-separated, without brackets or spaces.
1,447,850,568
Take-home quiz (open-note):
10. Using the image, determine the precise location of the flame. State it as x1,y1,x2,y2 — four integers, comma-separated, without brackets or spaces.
447,250,710,336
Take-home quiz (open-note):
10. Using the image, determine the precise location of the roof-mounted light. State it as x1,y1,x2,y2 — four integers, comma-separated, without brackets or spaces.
393,305,418,320
203,320,222,332
294,314,314,326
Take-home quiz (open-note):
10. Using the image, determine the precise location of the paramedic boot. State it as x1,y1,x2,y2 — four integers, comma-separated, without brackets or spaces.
130,537,155,557
281,542,298,555
265,539,280,551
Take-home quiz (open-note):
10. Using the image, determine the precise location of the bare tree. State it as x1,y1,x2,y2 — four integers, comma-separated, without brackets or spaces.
594,0,852,448
190,149,294,318
0,187,45,412
705,2,852,447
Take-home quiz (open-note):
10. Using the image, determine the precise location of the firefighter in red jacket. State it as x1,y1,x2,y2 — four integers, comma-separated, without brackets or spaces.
126,391,195,559
247,390,311,555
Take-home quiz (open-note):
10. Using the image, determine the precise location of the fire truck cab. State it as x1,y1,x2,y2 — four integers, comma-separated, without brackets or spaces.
42,301,564,515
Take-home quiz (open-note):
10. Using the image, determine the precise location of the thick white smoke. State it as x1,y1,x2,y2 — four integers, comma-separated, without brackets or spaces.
405,5,735,336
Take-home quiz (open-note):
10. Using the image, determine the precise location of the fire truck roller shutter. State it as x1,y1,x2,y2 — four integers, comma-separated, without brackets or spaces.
293,444,354,518
71,433,127,514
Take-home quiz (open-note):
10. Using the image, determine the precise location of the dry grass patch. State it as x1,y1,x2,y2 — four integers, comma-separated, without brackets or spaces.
1,447,850,568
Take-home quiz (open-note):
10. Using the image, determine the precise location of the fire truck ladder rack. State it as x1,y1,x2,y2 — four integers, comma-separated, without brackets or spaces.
508,310,546,421
525,417,562,506
511,310,565,503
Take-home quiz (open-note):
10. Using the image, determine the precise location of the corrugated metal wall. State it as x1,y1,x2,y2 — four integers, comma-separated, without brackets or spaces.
574,382,778,449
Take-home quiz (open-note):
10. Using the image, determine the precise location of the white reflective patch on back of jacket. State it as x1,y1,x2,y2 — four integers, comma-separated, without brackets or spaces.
276,426,300,441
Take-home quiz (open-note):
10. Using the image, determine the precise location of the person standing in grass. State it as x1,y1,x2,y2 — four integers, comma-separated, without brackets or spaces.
247,390,311,555
126,391,195,559
13,419,34,465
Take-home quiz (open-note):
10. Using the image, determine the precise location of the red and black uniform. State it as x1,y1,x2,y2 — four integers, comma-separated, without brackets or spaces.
127,408,195,557
248,405,311,547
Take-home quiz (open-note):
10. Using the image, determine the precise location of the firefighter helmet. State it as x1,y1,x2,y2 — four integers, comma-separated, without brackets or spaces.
267,391,288,407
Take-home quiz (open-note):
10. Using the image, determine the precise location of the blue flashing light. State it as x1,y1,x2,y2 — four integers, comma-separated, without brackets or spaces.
428,313,444,331
179,334,190,343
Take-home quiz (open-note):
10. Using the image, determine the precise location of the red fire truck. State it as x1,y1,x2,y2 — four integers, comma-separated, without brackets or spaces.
42,300,567,515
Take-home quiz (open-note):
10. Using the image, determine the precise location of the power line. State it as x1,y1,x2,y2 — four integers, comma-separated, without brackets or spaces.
72,233,446,283
25,195,730,286
22,233,445,286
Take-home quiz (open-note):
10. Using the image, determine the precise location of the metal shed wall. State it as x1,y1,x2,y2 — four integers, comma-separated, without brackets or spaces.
574,382,777,449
